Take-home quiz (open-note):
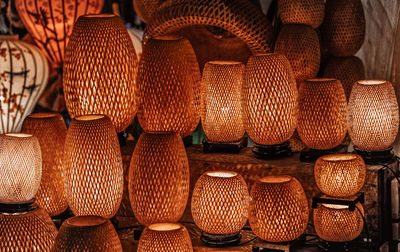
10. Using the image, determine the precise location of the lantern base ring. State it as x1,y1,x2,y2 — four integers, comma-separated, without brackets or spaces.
203,137,248,154
353,146,396,165
299,145,347,162
200,231,241,247
252,141,292,159
0,199,37,214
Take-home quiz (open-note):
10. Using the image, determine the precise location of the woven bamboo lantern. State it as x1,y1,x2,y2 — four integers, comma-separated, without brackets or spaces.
314,203,364,242
133,0,165,23
191,171,249,246
274,24,321,86
15,0,104,68
201,61,245,143
64,115,123,218
21,113,67,217
129,132,189,225
249,176,309,242
315,154,366,197
0,133,41,203
52,216,122,251
348,80,399,152
138,223,193,252
137,36,199,137
278,0,325,28
298,79,347,150
322,0,365,57
63,14,138,133
0,35,49,134
323,56,365,100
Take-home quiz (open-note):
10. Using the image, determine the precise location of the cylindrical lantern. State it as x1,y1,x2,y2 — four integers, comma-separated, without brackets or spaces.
138,223,193,252
243,53,297,158
63,14,138,132
137,36,199,137
0,133,41,203
278,0,325,28
315,154,366,197
21,113,68,216
314,203,364,242
64,115,123,218
322,0,365,57
0,35,49,134
249,176,309,242
274,24,320,86
298,78,347,150
15,0,104,68
201,61,245,143
129,132,190,225
52,216,122,251
133,0,165,23
191,171,249,246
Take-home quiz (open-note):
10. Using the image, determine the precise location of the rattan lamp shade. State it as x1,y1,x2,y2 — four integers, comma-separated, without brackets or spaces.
314,203,364,242
348,80,399,151
133,0,165,23
52,216,122,251
274,24,321,86
315,154,366,197
64,115,123,218
249,176,309,242
298,79,347,150
278,0,325,28
322,0,365,57
15,0,104,68
129,132,190,225
63,14,138,132
243,53,297,145
0,133,41,203
21,113,68,216
191,171,249,235
201,61,245,142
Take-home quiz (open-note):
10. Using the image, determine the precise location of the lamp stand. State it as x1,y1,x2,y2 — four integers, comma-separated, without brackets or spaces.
202,137,248,154
299,145,347,162
252,141,292,159
0,200,37,214
200,231,241,247
353,146,396,165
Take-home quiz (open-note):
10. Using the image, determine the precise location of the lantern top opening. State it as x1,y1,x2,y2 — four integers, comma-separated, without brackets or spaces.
83,14,116,19
205,170,237,178
358,80,386,86
4,133,32,138
321,203,349,210
75,115,105,121
148,223,182,232
260,175,292,184
320,153,358,162
208,61,242,65
28,113,58,119
306,78,336,83
65,216,107,227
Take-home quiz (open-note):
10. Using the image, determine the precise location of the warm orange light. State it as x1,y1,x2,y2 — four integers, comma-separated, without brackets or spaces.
278,0,325,28
133,0,165,23
249,175,309,242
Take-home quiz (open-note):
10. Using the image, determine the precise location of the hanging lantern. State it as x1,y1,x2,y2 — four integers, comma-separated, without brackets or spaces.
249,176,309,242
63,14,138,133
0,35,49,134
243,53,298,158
278,0,325,28
129,132,189,225
63,115,123,218
15,0,104,68
53,216,123,251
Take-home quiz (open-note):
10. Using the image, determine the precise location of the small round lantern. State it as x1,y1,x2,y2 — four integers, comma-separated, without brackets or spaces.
52,216,122,251
315,154,366,197
278,0,325,28
249,176,309,242
138,223,193,252
129,132,190,225
314,203,364,242
64,115,123,218
191,171,249,246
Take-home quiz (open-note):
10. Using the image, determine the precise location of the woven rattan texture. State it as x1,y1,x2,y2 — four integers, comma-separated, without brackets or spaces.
144,0,274,54
52,216,122,251
129,132,190,225
63,115,123,218
314,154,366,197
278,0,325,28
298,79,347,150
133,0,165,23
314,203,364,242
137,37,198,137
21,113,68,217
322,0,365,57
323,56,365,100
191,171,249,235
63,14,138,133
243,53,298,145
289,129,307,152
274,24,321,85
0,207,58,250
348,80,399,151
201,61,245,142
138,223,193,252
0,134,41,203
249,176,309,242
